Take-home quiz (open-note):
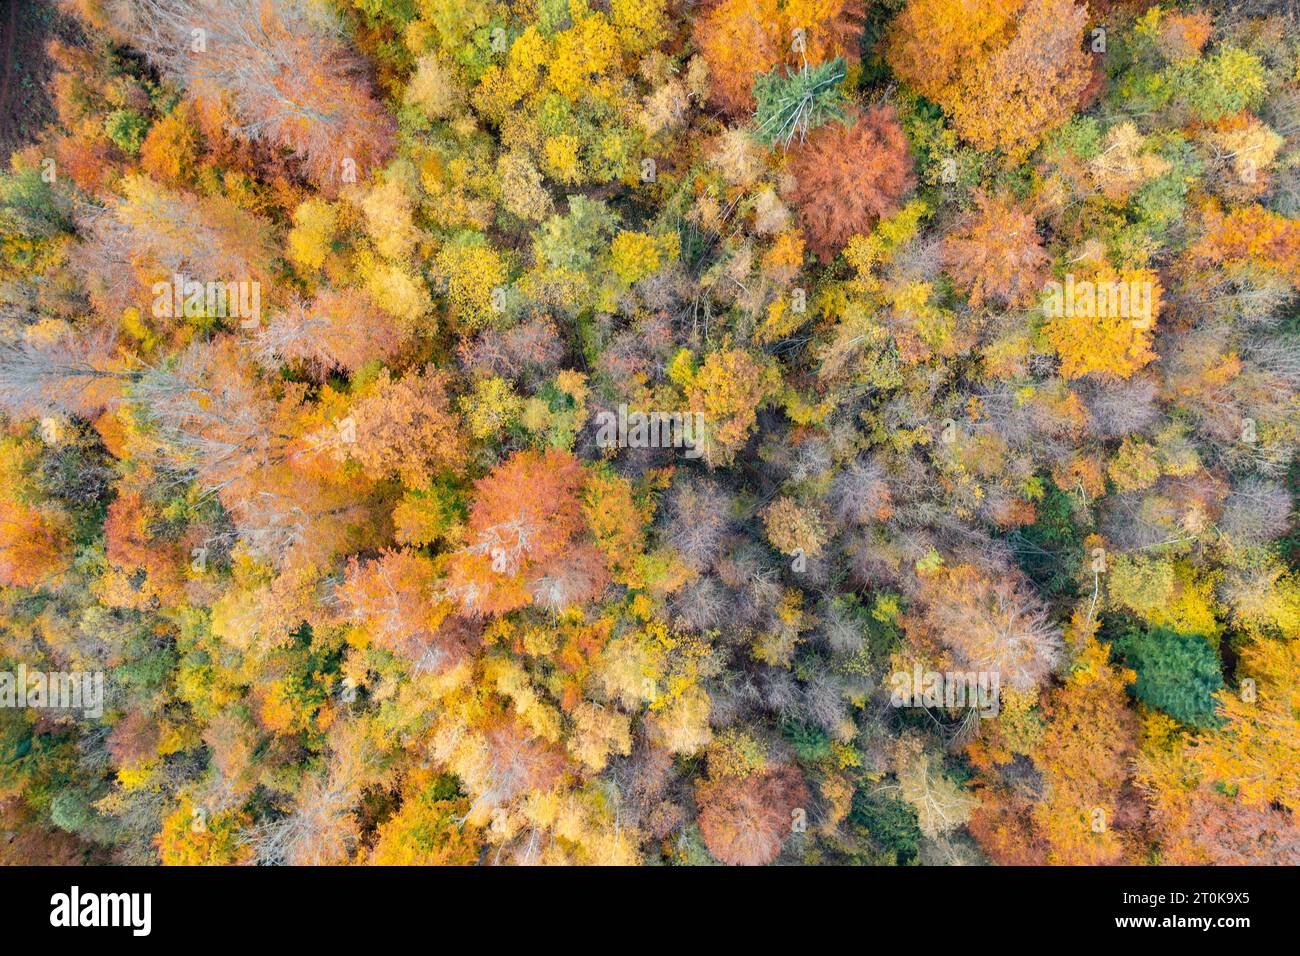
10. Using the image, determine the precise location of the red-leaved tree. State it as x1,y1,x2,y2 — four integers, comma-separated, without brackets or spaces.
784,105,915,260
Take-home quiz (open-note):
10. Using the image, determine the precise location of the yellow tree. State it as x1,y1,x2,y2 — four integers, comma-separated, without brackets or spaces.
369,770,484,865
1043,268,1163,379
681,349,780,466
888,0,1091,163
1189,636,1300,814
1029,639,1141,864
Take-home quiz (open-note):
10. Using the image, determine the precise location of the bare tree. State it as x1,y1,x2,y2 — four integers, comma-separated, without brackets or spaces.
0,331,132,418
112,0,395,191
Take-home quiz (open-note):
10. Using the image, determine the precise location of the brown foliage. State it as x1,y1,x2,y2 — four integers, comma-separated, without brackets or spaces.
102,490,188,606
697,765,809,865
444,449,588,616
458,315,564,383
0,797,101,865
942,193,1048,309
114,0,395,194
257,290,410,380
341,366,466,487
339,549,477,676
784,106,915,260
107,710,162,769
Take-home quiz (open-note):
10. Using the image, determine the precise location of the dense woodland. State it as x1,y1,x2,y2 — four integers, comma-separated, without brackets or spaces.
0,0,1297,865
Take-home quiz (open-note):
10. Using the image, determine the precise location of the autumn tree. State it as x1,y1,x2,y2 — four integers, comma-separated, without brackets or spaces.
1031,639,1142,864
680,348,780,465
784,105,915,260
890,733,975,839
443,448,590,616
368,771,483,865
888,0,1091,162
0,497,69,588
762,496,828,557
339,549,476,676
1188,636,1300,815
1043,267,1163,380
942,193,1048,309
101,490,189,608
255,290,410,380
694,0,862,116
117,0,395,192
696,764,809,865
250,722,391,865
157,799,252,865
336,366,466,488
71,173,274,323
915,563,1063,691
0,330,132,420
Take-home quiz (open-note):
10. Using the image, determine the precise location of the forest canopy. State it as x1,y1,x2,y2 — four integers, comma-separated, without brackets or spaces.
0,0,1297,866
